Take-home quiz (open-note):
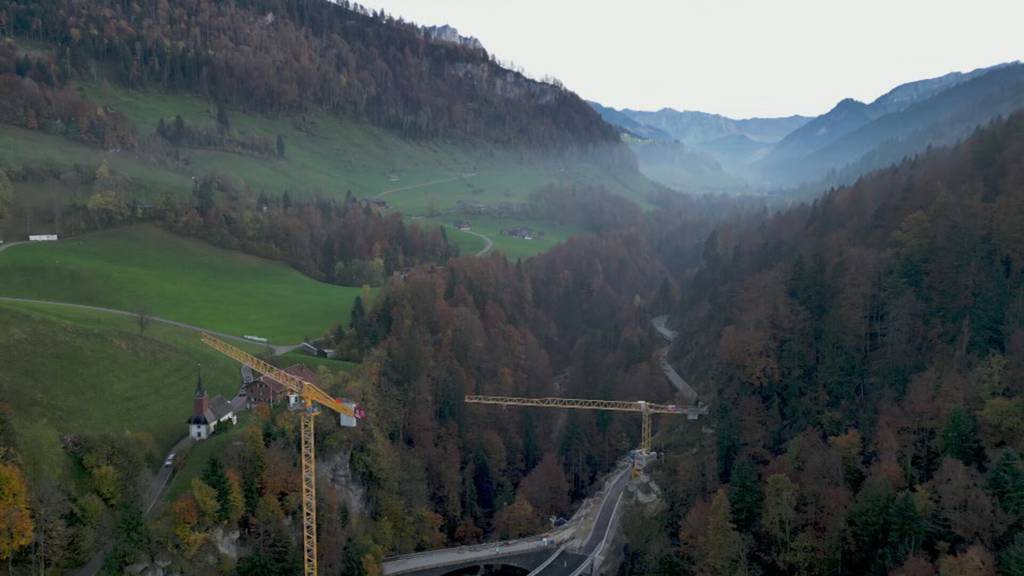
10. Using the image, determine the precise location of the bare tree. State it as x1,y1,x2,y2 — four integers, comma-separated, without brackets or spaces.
137,307,151,335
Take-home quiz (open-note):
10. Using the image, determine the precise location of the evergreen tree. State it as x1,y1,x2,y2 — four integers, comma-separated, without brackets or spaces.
714,402,740,482
350,296,368,345
276,134,286,158
216,102,230,134
172,114,186,144
728,459,762,531
942,407,985,467
0,169,12,223
202,457,232,523
1001,533,1024,576
16,55,31,77
987,451,1024,518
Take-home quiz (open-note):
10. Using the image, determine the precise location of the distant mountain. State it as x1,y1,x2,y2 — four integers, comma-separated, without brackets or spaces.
735,116,815,143
588,101,673,141
766,98,875,161
613,109,810,146
759,61,1024,186
589,102,809,192
766,63,1007,163
592,62,1023,195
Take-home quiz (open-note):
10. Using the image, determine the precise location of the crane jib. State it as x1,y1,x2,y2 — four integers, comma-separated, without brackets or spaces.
199,332,363,576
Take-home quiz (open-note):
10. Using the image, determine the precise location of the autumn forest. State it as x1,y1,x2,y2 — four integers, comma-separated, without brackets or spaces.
0,1,1023,576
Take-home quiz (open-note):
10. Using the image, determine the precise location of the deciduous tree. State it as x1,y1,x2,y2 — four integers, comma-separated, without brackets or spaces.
0,463,33,563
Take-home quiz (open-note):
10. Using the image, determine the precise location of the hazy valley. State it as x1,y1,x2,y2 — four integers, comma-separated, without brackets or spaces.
0,2,1023,576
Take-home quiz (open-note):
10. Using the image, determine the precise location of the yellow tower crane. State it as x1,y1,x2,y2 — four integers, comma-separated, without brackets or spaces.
464,395,707,455
200,333,360,576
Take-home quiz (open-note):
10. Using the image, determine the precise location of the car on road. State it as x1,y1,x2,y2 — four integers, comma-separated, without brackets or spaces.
164,453,176,467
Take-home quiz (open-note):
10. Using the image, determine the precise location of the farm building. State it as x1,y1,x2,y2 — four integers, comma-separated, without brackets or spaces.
299,341,336,359
501,227,535,240
244,364,320,407
187,369,237,440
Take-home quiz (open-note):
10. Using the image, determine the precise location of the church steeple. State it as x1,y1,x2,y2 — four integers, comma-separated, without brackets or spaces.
192,364,210,422
194,364,207,399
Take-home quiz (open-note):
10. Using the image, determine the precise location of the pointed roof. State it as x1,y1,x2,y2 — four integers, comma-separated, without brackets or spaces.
194,364,207,399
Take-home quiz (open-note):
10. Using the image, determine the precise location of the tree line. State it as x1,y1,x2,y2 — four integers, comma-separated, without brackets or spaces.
3,0,620,150
0,40,136,150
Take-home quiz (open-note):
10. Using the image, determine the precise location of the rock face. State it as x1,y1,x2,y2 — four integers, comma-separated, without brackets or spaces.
211,527,241,560
323,448,368,516
424,24,484,50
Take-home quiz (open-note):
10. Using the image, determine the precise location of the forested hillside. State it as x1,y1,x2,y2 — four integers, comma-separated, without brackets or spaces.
623,113,1024,575
2,0,618,149
0,184,692,575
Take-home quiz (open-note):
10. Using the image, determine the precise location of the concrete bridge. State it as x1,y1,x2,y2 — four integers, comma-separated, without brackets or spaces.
382,465,631,576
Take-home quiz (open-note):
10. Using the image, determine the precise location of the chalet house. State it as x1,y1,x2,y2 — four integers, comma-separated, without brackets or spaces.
299,341,338,359
244,364,320,407
501,227,535,240
357,198,389,211
187,369,237,441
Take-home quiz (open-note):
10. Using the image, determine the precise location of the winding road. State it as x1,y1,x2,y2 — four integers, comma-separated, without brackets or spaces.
461,228,494,256
651,315,697,402
0,296,302,355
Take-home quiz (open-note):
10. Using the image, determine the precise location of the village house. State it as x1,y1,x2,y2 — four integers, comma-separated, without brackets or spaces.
243,363,320,407
357,198,389,211
187,368,237,440
501,227,535,240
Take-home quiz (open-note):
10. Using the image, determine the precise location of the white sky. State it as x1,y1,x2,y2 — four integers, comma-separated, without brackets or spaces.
357,0,1024,119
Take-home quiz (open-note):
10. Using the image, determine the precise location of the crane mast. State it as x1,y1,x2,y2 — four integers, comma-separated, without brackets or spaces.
464,395,705,453
200,333,356,576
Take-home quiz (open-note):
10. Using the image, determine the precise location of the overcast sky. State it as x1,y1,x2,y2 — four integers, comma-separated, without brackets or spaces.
358,0,1024,119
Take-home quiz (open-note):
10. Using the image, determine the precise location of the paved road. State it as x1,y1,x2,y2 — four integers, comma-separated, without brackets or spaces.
651,315,677,342
530,467,630,576
0,296,301,355
383,536,553,575
384,465,631,576
579,467,629,554
461,229,494,257
651,316,697,401
0,241,27,253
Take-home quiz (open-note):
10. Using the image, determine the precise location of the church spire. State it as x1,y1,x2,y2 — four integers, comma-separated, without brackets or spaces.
194,364,206,398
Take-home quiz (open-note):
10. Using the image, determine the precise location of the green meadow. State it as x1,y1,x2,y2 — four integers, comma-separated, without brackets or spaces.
0,301,257,479
0,225,361,343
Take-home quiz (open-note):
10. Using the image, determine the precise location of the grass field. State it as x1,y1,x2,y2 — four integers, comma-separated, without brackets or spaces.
3,58,665,261
430,217,585,260
0,301,258,480
6,77,659,252
0,225,362,343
